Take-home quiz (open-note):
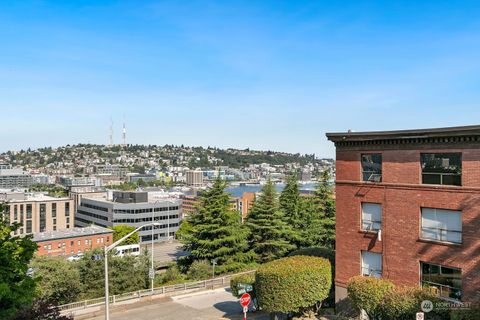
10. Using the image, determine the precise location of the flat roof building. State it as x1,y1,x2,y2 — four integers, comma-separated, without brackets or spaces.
1,192,74,236
0,164,33,188
75,191,181,244
186,170,204,187
33,225,113,257
327,125,480,305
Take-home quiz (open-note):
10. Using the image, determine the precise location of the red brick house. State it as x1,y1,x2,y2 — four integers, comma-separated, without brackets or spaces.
326,125,480,305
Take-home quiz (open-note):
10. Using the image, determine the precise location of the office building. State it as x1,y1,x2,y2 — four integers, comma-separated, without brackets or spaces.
186,170,204,187
75,191,181,244
1,192,74,236
326,125,480,305
33,225,113,257
0,163,33,188
94,164,128,178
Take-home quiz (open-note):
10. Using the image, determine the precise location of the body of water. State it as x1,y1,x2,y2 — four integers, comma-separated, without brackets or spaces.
225,183,317,198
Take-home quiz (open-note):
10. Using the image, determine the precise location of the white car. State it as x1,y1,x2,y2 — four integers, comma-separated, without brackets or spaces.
67,253,84,262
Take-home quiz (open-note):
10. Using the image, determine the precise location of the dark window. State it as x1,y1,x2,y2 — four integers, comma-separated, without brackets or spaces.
52,203,57,218
13,205,17,221
421,153,461,186
26,220,32,233
362,154,382,182
26,204,32,219
81,203,107,212
65,202,70,216
40,204,46,232
20,205,23,222
421,262,461,300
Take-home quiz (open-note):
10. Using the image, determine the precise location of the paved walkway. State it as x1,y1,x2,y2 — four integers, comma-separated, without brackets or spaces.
82,288,268,320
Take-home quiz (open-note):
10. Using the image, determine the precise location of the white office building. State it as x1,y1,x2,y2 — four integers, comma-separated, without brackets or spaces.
75,191,181,244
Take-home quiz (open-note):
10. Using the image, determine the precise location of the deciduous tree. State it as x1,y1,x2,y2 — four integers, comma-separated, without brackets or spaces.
0,205,37,319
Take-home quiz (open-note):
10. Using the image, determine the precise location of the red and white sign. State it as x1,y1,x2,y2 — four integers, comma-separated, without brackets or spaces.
239,293,251,307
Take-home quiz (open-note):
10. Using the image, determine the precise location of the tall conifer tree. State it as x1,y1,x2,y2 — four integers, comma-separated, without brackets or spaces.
279,174,303,245
246,179,296,263
178,178,256,274
299,169,336,248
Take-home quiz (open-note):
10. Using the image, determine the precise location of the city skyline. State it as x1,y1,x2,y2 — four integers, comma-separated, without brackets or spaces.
2,1,480,157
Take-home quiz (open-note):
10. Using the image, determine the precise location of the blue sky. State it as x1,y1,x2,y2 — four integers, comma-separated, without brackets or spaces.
1,1,480,157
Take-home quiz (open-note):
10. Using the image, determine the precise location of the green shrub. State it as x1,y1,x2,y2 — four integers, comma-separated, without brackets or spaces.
450,304,480,320
347,276,394,320
289,246,335,307
230,273,256,298
288,246,335,264
187,260,212,280
256,256,331,315
155,263,187,286
379,286,437,320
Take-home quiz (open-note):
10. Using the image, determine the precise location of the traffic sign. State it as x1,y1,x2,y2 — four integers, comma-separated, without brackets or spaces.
237,283,253,292
239,293,251,307
243,306,248,313
148,268,155,279
416,312,424,320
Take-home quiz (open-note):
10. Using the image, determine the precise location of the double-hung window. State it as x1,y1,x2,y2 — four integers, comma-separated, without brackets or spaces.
361,251,382,278
361,203,382,231
362,154,382,182
421,208,462,244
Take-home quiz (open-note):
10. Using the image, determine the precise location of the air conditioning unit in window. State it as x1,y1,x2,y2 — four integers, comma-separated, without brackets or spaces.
368,174,382,182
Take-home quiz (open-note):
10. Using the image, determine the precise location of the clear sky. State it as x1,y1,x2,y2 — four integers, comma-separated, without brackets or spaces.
1,1,480,158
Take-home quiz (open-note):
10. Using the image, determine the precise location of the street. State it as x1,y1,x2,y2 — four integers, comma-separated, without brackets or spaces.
83,288,268,320
141,240,188,267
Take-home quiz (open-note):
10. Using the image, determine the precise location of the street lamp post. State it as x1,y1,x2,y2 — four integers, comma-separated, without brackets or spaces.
151,208,154,293
104,222,160,320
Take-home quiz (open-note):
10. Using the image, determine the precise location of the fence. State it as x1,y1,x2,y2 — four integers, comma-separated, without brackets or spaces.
58,270,255,312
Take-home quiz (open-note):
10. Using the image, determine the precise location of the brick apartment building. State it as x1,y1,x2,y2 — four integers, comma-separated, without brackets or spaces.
327,125,480,305
33,225,113,256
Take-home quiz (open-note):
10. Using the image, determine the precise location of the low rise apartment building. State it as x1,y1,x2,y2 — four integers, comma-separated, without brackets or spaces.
75,191,181,244
1,192,74,236
33,225,113,256
327,125,480,304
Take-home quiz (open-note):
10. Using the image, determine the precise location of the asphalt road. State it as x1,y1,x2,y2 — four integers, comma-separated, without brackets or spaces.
141,240,188,266
85,288,268,320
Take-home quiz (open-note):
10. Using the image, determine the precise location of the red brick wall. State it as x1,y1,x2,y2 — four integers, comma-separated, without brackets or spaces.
36,233,112,257
335,147,480,302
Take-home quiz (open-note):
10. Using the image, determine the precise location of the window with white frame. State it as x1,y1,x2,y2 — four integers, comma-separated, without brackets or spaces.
361,203,382,231
421,208,462,244
361,251,382,278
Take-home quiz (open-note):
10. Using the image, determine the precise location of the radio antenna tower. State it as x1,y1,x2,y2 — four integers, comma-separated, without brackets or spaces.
109,118,114,146
122,121,126,147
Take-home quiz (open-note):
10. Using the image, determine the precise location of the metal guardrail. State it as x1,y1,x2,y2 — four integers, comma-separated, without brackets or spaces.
58,270,255,312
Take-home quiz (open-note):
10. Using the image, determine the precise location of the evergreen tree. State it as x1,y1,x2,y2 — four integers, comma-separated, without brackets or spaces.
300,169,336,248
279,174,302,244
178,178,256,274
279,174,301,226
246,179,296,263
